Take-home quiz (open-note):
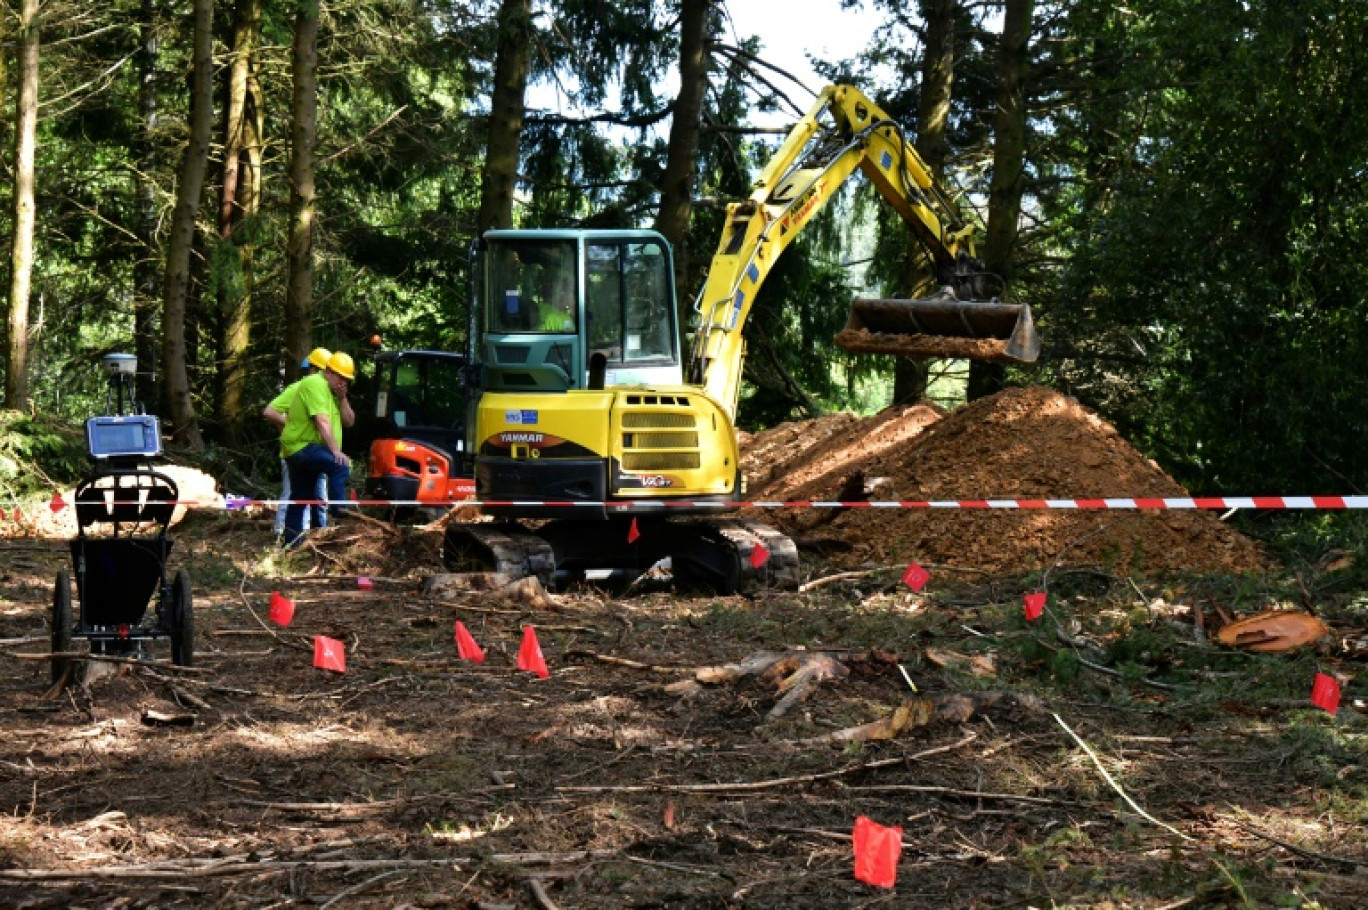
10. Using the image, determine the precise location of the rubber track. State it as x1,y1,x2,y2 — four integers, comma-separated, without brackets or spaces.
442,523,557,588
707,519,801,595
684,517,798,596
445,519,799,595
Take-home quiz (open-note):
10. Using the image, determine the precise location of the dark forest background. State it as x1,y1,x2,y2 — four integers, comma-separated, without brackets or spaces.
0,0,1365,547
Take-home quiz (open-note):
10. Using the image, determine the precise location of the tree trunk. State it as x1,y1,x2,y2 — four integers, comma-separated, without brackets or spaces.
215,0,263,436
161,0,213,448
134,0,160,409
476,0,531,232
655,0,711,327
969,0,1033,402
892,0,956,406
285,0,320,381
4,0,38,410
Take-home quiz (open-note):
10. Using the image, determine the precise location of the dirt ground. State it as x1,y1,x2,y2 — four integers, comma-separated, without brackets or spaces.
0,519,1365,907
0,388,1365,908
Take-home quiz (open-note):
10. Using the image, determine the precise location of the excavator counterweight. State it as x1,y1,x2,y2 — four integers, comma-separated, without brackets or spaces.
836,292,1040,364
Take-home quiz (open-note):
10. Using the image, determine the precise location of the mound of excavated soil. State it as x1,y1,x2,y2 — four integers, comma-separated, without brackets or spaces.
740,402,947,502
741,386,1268,576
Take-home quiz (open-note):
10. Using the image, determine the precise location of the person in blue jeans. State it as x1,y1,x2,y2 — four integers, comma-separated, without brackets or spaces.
264,347,331,536
279,351,356,547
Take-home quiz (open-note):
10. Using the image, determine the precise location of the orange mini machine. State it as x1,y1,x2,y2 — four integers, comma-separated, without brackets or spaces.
364,348,475,517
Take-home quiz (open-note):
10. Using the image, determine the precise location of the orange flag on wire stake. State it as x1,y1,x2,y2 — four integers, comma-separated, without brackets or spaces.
454,621,486,663
1311,672,1341,715
1023,592,1047,621
49,493,67,513
517,625,549,678
314,636,346,672
749,542,769,568
901,562,929,592
852,815,902,888
627,517,641,543
268,591,295,627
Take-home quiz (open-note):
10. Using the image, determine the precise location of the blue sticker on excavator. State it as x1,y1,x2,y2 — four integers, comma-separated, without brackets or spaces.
727,290,746,329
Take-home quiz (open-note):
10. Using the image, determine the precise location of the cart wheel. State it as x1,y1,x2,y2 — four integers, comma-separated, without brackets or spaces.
170,569,194,667
51,570,73,685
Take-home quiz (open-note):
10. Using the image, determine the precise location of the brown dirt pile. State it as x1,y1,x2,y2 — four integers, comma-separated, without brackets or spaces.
741,386,1268,576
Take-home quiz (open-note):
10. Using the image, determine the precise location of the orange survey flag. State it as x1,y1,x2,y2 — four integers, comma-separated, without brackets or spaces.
852,815,902,888
1311,672,1341,715
454,621,486,663
269,591,295,627
517,626,549,678
901,562,929,592
314,636,346,673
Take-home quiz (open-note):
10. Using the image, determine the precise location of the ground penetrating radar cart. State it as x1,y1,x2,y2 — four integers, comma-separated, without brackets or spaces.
50,353,194,685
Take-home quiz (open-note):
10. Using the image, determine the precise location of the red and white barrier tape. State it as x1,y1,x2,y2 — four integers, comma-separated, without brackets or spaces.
6,494,1367,516
315,495,1366,510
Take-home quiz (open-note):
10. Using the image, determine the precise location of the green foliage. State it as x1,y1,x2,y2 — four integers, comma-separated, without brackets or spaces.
1252,512,1368,580
5,0,1366,504
1042,0,1368,494
0,411,88,499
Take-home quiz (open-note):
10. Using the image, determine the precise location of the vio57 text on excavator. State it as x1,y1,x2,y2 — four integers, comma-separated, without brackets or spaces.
428,84,1039,593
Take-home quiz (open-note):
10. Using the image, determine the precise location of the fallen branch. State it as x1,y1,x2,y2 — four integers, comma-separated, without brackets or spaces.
1230,818,1367,869
430,598,528,616
0,859,464,881
564,650,690,675
1054,712,1193,842
798,565,905,592
1049,629,1179,691
839,783,1061,806
319,870,403,909
798,562,990,592
556,733,977,794
4,651,209,674
0,850,617,882
237,566,311,653
528,878,560,910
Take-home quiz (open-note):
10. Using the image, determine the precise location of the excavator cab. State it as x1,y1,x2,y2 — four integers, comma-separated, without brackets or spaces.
475,230,684,393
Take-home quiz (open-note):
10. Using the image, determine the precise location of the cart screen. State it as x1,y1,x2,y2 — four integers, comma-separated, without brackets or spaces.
86,416,162,460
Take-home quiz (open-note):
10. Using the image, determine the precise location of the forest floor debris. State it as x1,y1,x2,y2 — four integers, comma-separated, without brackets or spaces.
1,502,1365,908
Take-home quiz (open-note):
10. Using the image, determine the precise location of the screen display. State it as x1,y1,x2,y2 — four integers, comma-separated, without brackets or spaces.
87,416,161,459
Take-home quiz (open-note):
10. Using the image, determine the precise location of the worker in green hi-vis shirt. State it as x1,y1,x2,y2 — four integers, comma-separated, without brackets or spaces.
263,347,331,538
277,351,356,547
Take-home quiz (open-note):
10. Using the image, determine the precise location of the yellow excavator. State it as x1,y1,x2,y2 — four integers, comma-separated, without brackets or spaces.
444,84,1038,593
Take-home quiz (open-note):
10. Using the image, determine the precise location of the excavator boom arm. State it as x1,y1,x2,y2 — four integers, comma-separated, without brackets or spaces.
688,85,1036,419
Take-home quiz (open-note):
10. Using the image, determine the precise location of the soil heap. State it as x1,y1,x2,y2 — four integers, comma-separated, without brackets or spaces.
740,386,1268,576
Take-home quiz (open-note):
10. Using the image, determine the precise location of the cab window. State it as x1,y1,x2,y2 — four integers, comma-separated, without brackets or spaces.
391,357,465,428
586,241,673,363
487,239,577,334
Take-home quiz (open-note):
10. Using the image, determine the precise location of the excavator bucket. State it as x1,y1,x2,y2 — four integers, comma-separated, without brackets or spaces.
834,290,1041,364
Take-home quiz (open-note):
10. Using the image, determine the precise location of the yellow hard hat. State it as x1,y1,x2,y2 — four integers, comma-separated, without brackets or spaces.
327,351,355,381
306,347,332,370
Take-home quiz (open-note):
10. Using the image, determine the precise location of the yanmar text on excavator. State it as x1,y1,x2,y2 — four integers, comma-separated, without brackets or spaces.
444,84,1039,594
